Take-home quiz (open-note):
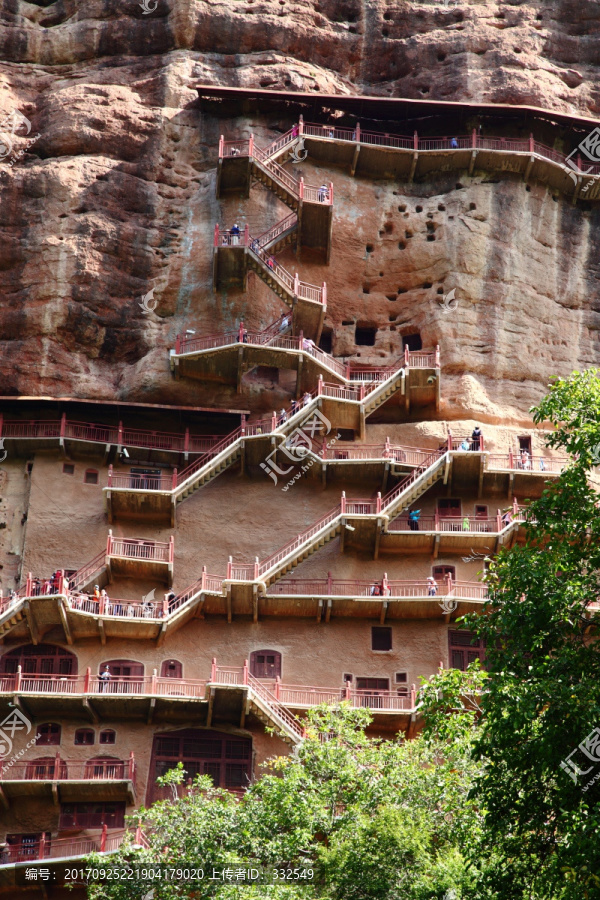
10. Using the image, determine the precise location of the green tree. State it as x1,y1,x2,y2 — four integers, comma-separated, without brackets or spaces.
465,370,600,900
85,703,479,900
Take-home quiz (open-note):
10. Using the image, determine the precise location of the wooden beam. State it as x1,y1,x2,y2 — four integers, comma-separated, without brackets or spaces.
379,601,388,625
0,786,8,811
433,534,440,559
58,600,73,646
147,697,156,725
98,619,106,646
52,782,59,807
350,142,361,176
206,690,214,727
317,599,323,623
374,522,381,561
325,598,332,623
408,151,418,183
227,593,232,624
468,149,478,176
252,587,259,624
83,698,99,725
156,623,168,647
477,455,485,499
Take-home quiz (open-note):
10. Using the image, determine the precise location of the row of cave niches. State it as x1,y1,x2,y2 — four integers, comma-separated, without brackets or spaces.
317,329,421,355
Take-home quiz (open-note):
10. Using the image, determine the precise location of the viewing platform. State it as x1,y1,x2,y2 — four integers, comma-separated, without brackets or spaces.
213,222,326,339
170,320,439,413
210,109,600,203
0,826,147,869
216,134,333,259
0,753,136,807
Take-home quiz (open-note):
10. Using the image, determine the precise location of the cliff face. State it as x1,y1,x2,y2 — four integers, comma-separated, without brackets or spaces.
1,0,600,421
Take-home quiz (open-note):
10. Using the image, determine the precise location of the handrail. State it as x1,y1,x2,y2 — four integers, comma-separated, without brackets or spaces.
0,757,134,782
0,828,146,865
302,123,600,177
107,535,173,564
69,550,107,591
267,577,488,599
1,418,223,455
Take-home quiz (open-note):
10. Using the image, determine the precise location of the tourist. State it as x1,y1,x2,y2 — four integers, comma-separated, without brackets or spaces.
100,589,109,610
303,391,312,407
471,425,482,451
463,516,470,531
427,576,437,596
302,337,316,352
460,438,470,451
450,137,459,149
408,509,421,531
94,584,101,600
165,589,177,613
292,124,299,138
539,457,545,471
250,237,260,253
370,582,380,596
501,509,513,528
279,314,291,333
98,665,111,693
521,449,531,470
267,256,275,269
318,184,329,202
241,325,248,343
230,223,241,245
279,408,287,426
290,399,299,415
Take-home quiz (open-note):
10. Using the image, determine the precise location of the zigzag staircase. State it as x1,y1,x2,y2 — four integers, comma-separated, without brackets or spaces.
245,674,304,745
0,599,27,639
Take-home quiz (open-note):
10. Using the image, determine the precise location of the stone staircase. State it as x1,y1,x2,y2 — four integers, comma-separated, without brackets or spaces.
362,368,406,416
174,436,243,505
0,599,27,639
246,674,304,745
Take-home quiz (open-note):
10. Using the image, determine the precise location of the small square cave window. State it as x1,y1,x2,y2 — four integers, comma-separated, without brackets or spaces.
371,626,392,651
355,327,377,346
84,469,99,485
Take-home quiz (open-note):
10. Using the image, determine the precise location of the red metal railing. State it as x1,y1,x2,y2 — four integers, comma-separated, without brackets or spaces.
267,577,488,600
387,514,498,533
404,346,440,368
2,827,147,865
0,418,223,455
0,754,135,784
487,453,567,474
301,122,600,177
69,550,107,592
0,670,207,699
106,534,174,564
279,683,416,711
106,468,175,491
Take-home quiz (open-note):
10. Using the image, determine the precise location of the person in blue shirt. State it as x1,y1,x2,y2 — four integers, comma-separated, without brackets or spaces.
408,509,421,531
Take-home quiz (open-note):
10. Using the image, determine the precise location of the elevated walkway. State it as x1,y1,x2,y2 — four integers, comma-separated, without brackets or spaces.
216,133,333,259
213,222,326,340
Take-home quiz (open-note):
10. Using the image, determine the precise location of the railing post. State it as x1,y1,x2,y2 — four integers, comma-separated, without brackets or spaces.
100,823,107,852
213,223,219,247
171,467,177,490
275,676,281,700
202,565,207,592
345,682,351,700
359,384,365,401
327,571,333,594
254,557,259,580
211,657,217,682
54,751,61,779
271,411,277,431
435,344,440,367
135,820,142,846
355,123,360,142
413,131,418,151
447,573,453,593
341,491,346,515
435,510,440,532
99,593,105,616
239,321,244,343
243,659,249,685
15,664,22,693
529,132,534,153
117,421,123,450
294,273,299,297
241,414,246,436
299,329,304,349
447,432,452,452
497,510,502,531
410,684,416,708
513,496,519,515
169,536,174,564
248,134,254,157
328,181,333,204
376,492,382,514
175,334,181,355
184,427,190,456
227,557,232,579
84,666,91,693
318,375,323,396
218,135,224,158
298,115,304,135
26,572,32,596
129,750,135,781
404,345,409,366
321,282,327,307
299,177,304,199
39,832,46,860
60,413,66,442
382,571,388,595
151,668,157,694
244,223,249,246
509,448,514,469
163,598,168,617
384,436,390,458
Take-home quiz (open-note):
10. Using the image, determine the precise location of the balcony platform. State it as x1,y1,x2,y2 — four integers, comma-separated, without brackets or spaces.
0,757,136,807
